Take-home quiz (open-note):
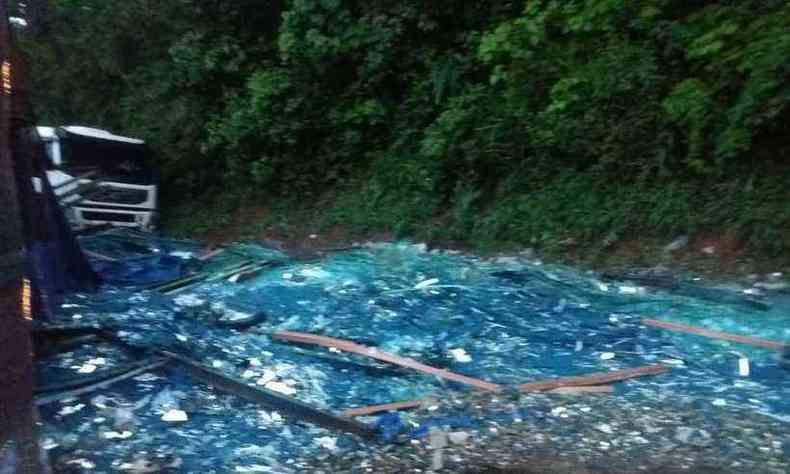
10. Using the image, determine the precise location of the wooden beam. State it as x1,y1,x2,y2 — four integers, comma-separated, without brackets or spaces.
642,318,787,351
343,385,615,417
518,365,670,392
342,365,667,418
273,331,503,392
343,400,425,417
547,385,614,395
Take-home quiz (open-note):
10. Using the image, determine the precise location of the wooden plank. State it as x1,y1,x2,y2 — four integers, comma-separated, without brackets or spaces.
642,318,787,351
343,366,667,418
518,365,670,392
547,385,614,395
343,385,616,417
273,331,503,392
343,400,425,417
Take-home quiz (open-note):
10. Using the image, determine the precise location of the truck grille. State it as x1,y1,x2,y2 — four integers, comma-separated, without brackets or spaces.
86,187,149,205
81,211,137,223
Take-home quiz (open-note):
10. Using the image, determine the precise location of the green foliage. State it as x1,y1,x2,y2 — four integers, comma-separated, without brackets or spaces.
670,1,790,164
326,152,441,236
12,0,790,256
663,79,714,173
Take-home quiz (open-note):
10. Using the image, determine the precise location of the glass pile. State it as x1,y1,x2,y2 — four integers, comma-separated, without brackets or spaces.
36,229,789,472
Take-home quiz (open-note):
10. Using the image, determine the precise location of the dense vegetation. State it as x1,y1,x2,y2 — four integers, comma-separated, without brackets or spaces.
11,0,790,256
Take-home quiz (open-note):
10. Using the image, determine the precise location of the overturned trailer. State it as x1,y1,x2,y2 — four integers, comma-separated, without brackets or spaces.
37,125,158,231
2,4,101,470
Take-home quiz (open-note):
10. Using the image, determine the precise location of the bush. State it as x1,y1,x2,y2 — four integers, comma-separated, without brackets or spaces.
16,0,790,255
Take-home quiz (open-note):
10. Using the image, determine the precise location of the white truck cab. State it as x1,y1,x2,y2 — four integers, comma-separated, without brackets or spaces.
37,126,158,231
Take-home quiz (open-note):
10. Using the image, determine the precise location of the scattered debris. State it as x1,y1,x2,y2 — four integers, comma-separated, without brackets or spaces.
103,430,134,440
738,356,751,377
595,423,614,434
58,404,86,416
304,392,790,474
259,411,284,425
447,431,471,446
169,251,194,260
77,364,98,374
618,286,643,295
414,278,440,290
173,294,205,307
448,348,472,363
315,436,338,451
264,381,297,396
161,409,188,422
66,458,96,470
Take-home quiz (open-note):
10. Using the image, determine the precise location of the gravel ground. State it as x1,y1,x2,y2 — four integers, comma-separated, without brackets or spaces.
300,390,789,474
